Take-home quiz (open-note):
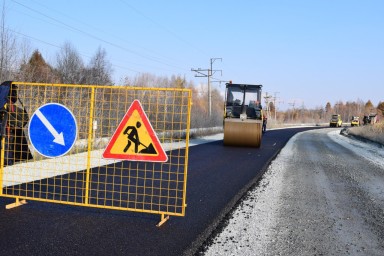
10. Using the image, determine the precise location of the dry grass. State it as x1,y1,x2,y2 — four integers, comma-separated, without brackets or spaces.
346,121,384,145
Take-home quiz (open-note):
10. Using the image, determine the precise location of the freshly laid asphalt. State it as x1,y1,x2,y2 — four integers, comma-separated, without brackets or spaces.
0,127,320,256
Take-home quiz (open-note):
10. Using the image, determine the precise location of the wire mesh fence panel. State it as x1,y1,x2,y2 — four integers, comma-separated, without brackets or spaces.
0,82,191,217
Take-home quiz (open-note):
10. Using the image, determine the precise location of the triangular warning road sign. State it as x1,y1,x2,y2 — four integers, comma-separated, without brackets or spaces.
102,100,168,162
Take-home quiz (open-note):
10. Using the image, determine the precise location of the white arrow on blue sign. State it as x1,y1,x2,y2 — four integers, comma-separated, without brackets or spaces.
28,103,78,158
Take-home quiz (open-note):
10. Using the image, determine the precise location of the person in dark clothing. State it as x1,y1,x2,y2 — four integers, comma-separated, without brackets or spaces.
0,81,33,166
262,115,267,133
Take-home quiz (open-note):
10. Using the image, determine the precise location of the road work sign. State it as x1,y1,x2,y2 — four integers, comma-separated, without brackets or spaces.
28,103,78,158
102,100,168,162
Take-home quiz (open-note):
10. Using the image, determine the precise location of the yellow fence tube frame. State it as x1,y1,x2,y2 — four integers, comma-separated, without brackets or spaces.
0,82,192,224
0,136,4,194
84,86,95,206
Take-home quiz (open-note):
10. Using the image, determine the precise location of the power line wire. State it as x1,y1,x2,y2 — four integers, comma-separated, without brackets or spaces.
27,0,185,68
4,25,142,74
119,0,209,58
10,0,187,73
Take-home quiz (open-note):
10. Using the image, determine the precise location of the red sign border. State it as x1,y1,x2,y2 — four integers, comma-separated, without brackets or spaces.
102,100,168,162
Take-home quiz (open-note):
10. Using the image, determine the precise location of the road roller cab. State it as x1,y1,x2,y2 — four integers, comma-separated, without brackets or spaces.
330,114,342,127
223,82,263,147
351,116,360,127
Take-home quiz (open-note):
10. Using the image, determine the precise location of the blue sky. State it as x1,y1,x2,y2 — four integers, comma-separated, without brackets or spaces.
4,0,384,110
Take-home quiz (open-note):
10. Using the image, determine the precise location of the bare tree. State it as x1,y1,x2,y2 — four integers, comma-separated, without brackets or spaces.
85,47,113,85
17,38,32,68
0,2,18,81
55,41,85,84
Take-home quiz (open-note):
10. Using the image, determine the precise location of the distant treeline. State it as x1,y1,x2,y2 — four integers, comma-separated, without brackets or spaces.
268,100,384,124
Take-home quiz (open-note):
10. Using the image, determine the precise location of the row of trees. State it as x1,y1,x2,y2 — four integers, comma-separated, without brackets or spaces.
265,99,384,125
1,29,223,130
2,41,382,128
2,43,113,86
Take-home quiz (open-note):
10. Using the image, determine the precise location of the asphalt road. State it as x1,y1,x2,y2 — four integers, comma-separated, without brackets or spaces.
203,128,384,256
264,129,384,255
0,127,319,256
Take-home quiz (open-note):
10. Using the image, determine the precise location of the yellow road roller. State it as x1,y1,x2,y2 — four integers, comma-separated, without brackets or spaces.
223,82,263,147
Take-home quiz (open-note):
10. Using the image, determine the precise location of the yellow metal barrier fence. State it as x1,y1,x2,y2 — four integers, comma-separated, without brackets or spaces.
0,81,191,223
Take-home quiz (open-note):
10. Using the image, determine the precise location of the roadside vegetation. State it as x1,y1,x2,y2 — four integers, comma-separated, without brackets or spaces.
344,121,384,146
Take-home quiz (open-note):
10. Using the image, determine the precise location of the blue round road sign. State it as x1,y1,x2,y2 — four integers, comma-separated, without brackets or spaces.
28,103,78,158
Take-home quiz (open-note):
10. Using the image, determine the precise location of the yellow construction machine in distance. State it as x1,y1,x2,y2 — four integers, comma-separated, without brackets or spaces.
351,116,360,127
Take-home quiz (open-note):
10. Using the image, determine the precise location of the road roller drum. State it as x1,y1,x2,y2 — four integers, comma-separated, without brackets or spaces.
223,119,262,147
223,82,264,148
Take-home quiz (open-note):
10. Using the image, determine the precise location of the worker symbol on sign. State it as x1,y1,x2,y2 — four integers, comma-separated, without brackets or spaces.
123,121,141,153
123,121,156,154
102,100,168,162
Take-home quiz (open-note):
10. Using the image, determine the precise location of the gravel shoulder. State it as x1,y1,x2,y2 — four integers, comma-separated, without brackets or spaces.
202,128,384,256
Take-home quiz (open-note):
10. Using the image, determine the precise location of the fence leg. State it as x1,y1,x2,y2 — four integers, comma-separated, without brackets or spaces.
156,214,170,227
6,198,27,209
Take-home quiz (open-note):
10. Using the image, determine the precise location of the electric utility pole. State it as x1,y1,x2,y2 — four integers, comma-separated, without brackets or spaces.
191,58,222,117
288,101,296,122
264,92,273,119
273,91,280,121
